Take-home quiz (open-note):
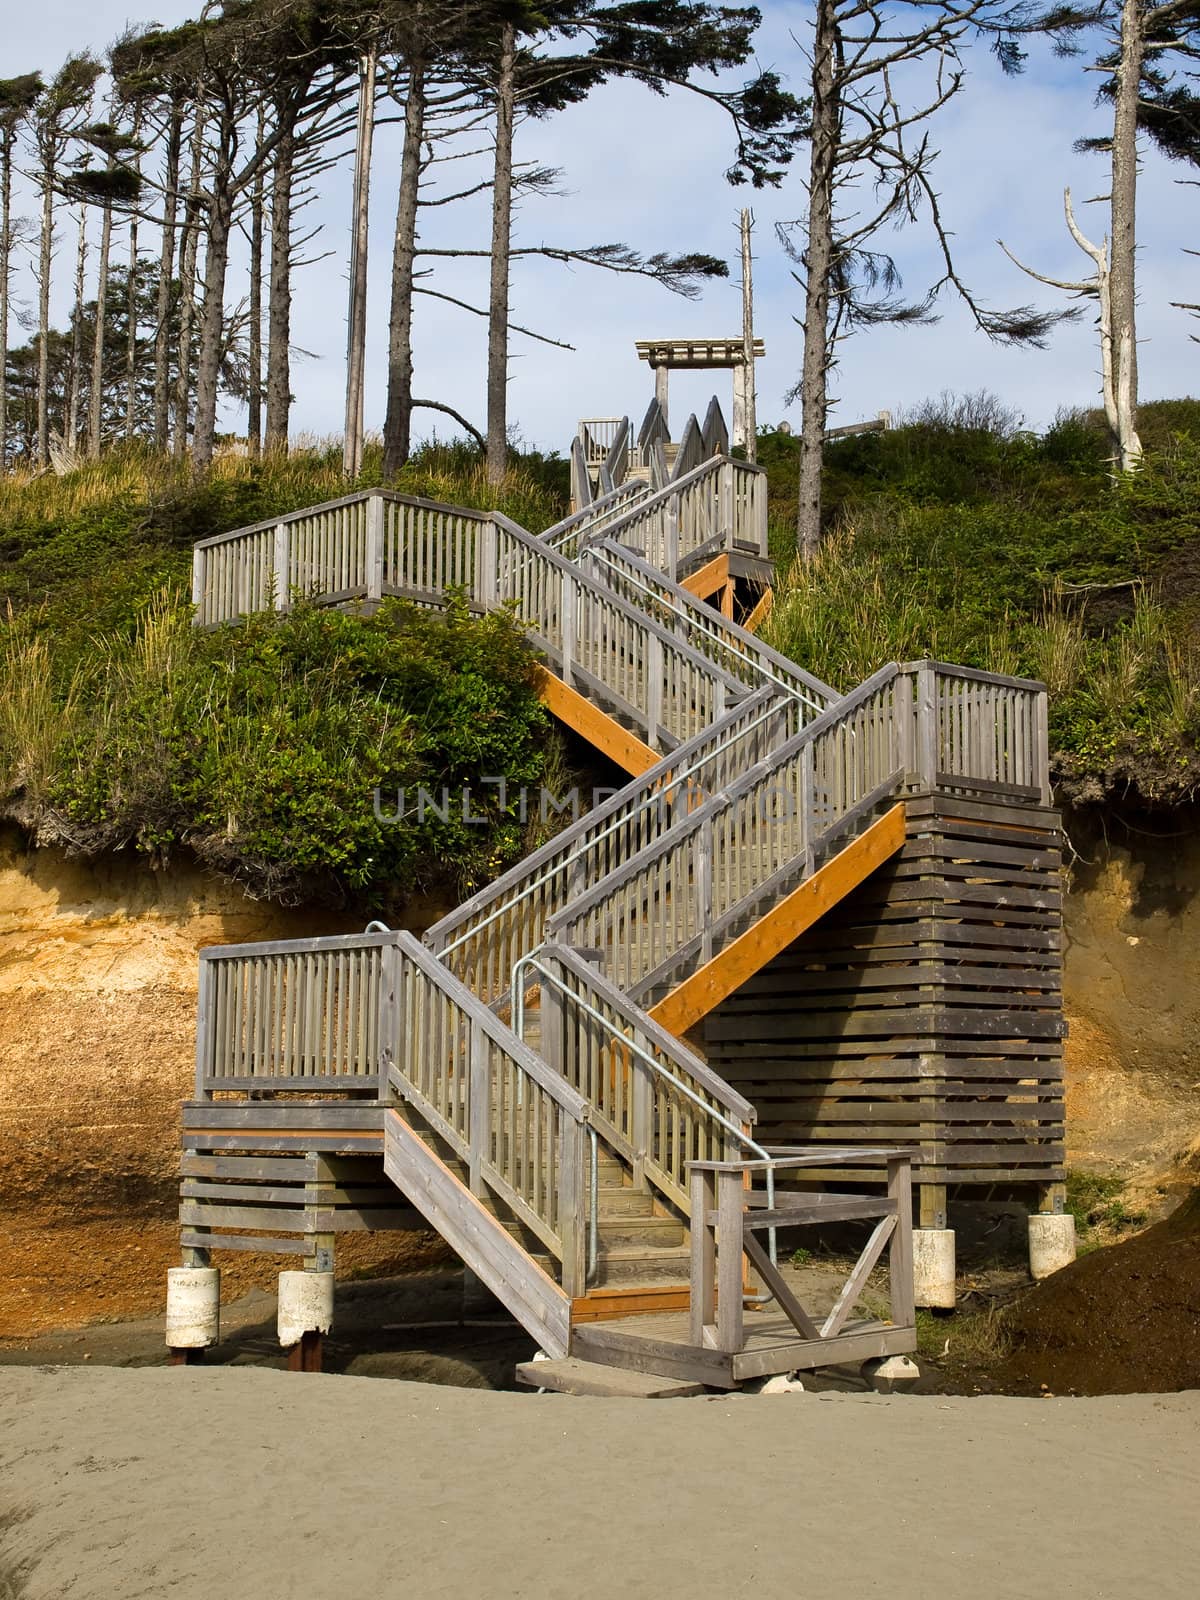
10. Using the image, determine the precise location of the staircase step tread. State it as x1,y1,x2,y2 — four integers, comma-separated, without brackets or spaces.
516,1357,704,1399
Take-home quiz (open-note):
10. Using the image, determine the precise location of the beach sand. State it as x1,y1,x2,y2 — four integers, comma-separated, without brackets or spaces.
2,1366,1198,1600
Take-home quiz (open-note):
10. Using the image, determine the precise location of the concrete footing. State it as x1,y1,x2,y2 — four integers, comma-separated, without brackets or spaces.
278,1270,334,1349
165,1266,220,1352
861,1355,920,1395
913,1228,956,1309
1028,1211,1077,1280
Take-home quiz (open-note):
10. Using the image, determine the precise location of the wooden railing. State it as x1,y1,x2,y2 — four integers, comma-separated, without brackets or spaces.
637,397,670,485
598,416,631,495
426,688,801,1002
590,454,769,580
672,414,706,481
546,661,1049,1003
195,931,394,1095
541,482,648,558
688,1149,915,1356
387,933,590,1276
583,539,833,711
700,396,729,458
532,944,756,1214
492,512,746,749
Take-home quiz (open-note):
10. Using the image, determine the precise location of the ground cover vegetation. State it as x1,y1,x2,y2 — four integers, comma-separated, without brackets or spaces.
761,395,1200,806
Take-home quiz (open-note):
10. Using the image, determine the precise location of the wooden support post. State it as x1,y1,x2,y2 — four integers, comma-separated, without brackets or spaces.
273,521,290,612
307,1154,335,1275
468,1020,490,1198
697,818,714,964
478,516,499,610
654,362,669,424
915,663,938,791
631,1035,653,1192
689,1167,716,1346
190,545,206,618
919,1183,948,1232
561,569,576,688
894,670,915,782
1037,1181,1067,1215
645,631,663,744
715,1169,745,1354
887,1155,915,1329
1035,689,1052,807
366,492,384,602
287,1330,323,1372
559,1116,589,1301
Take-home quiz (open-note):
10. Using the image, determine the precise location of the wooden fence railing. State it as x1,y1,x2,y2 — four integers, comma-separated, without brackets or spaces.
532,944,755,1215
583,539,833,711
589,454,769,580
546,661,1049,1002
195,931,396,1095
426,687,802,1003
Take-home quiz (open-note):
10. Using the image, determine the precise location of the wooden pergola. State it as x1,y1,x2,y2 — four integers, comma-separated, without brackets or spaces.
635,336,765,452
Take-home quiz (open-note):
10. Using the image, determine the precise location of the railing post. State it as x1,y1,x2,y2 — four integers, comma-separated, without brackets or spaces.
273,521,290,612
719,461,735,545
559,1116,589,1300
561,568,576,687
916,663,938,790
366,493,384,602
665,493,680,579
800,740,815,867
894,669,916,782
887,1153,915,1330
698,816,714,962
645,630,663,743
631,1033,652,1191
715,1167,745,1353
478,516,499,610
468,1018,489,1197
194,957,215,1099
753,472,768,557
379,939,402,1098
689,1166,717,1346
1035,688,1052,807
191,545,207,622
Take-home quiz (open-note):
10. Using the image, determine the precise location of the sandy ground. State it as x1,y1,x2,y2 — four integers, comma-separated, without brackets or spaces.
1,1368,1198,1600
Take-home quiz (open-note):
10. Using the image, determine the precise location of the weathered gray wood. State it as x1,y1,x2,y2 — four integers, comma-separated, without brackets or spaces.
742,1233,821,1340
516,1357,705,1398
384,1108,571,1358
715,1169,745,1354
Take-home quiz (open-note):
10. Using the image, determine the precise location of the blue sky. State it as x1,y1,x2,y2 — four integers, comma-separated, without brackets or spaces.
6,1,1197,454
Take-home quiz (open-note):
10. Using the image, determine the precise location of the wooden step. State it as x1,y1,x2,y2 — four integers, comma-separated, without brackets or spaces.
596,1185,655,1217
516,1357,704,1399
596,1214,684,1247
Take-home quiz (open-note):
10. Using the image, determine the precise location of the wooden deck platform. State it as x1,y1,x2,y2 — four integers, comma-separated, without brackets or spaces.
571,1309,917,1390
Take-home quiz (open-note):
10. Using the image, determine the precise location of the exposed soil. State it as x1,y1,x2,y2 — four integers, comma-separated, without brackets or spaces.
0,1208,452,1343
999,1188,1200,1396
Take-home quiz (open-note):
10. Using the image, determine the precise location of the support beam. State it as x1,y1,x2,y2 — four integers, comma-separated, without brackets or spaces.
649,803,907,1037
534,665,659,776
681,553,731,604
742,587,773,634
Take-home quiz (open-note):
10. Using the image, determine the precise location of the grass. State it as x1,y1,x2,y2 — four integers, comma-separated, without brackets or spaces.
0,438,568,906
760,397,1200,806
1065,1170,1147,1246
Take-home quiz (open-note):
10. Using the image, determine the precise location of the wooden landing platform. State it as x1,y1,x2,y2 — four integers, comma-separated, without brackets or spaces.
571,1310,917,1391
516,1357,705,1399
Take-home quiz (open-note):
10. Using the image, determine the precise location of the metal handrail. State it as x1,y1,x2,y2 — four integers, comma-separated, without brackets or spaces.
511,946,778,1267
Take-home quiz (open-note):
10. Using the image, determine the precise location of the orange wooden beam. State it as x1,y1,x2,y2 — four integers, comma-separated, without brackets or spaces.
742,586,773,634
534,666,659,777
648,802,907,1038
681,553,731,603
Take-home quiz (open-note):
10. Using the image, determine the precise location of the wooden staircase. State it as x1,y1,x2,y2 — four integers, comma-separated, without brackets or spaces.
178,393,1064,1390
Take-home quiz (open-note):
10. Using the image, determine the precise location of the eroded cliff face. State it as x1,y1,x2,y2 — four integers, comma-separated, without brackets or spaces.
0,830,363,1215
1062,812,1200,1188
6,820,1200,1208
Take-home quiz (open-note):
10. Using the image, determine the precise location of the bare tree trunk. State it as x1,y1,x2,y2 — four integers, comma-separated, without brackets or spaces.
174,109,206,460
88,191,113,460
740,207,757,464
125,121,142,441
36,161,55,469
796,0,837,557
67,207,87,446
153,101,183,452
264,103,296,455
343,49,376,480
485,24,516,486
0,130,14,469
382,62,426,480
191,119,235,478
1110,0,1144,471
247,108,265,460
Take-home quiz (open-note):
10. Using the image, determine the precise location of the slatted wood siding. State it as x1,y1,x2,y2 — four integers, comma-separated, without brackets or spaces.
699,792,1066,1187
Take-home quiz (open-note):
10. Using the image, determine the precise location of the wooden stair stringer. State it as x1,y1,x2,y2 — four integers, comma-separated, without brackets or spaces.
648,802,908,1038
742,586,773,634
382,1108,571,1358
533,664,659,777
